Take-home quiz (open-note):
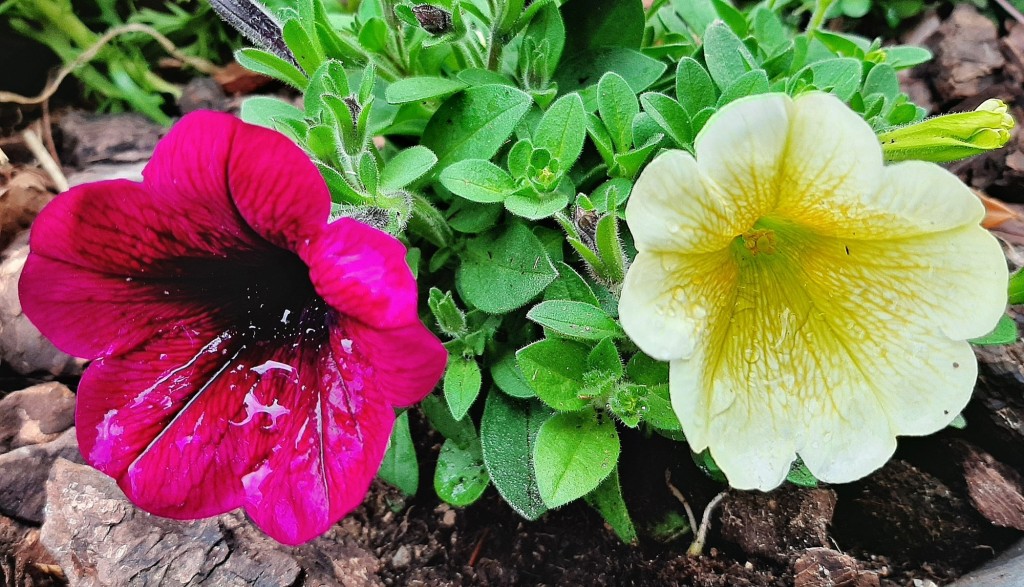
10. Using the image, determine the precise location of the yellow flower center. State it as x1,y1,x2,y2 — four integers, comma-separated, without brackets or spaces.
739,227,778,256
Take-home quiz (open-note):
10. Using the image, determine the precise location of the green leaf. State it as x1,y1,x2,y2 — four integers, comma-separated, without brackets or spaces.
701,21,755,91
456,223,558,314
439,160,517,203
544,262,600,306
626,352,669,386
527,300,623,340
444,356,483,420
670,0,717,34
786,458,819,488
591,178,633,213
423,85,534,170
410,194,454,248
534,93,587,170
517,339,591,411
504,186,571,220
863,64,900,102
380,146,437,190
421,394,476,446
585,466,637,543
598,73,639,154
428,288,468,337
693,449,727,483
640,93,693,148
711,0,747,37
534,411,620,508
641,384,680,431
282,18,324,74
435,437,490,507
1009,269,1024,305
805,58,863,101
491,353,537,399
556,48,667,99
560,0,644,54
357,16,389,53
385,77,468,104
481,391,552,520
750,6,788,54
586,113,616,167
718,69,770,107
447,200,504,234
378,411,419,495
970,314,1018,346
235,48,308,89
523,2,565,77
840,0,871,18
588,338,623,379
358,152,379,195
883,45,932,70
595,210,626,283
239,96,305,130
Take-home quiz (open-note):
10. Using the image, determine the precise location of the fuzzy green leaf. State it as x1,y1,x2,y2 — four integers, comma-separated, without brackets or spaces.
517,339,592,411
527,300,623,340
440,160,517,203
456,223,558,314
481,391,552,520
378,411,419,495
534,411,620,508
423,85,533,170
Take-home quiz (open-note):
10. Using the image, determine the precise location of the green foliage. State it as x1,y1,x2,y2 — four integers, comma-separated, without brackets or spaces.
1,0,237,123
378,411,420,495
220,0,1011,541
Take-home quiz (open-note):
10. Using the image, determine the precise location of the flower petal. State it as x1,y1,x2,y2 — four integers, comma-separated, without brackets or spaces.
305,218,420,330
693,93,792,227
76,326,250,517
143,111,330,251
772,93,884,233
619,250,736,362
20,178,266,358
625,150,735,254
240,323,395,545
339,320,448,407
75,303,421,544
670,217,1003,488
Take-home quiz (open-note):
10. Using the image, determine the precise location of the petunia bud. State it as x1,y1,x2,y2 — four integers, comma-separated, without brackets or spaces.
879,99,1016,163
411,4,453,35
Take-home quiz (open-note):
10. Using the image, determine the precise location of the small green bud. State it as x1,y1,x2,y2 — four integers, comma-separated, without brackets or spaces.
879,99,1015,163
428,288,468,338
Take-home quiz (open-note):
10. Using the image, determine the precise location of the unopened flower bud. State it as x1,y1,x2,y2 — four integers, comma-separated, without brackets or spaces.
412,4,452,35
879,99,1016,163
342,96,361,122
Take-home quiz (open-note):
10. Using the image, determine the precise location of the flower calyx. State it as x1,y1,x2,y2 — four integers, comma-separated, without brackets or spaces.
879,98,1016,163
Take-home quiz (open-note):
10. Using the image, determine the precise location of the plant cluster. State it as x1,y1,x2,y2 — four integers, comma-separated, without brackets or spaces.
228,0,1011,540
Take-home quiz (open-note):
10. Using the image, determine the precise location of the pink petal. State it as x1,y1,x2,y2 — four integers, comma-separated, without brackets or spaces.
143,111,330,251
20,178,267,358
76,326,251,518
76,304,424,544
305,218,420,330
340,319,448,407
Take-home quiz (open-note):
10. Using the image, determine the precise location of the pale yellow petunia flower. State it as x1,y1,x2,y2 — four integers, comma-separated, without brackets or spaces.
619,92,1008,490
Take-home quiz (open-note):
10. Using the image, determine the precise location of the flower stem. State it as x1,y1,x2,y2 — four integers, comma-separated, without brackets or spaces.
806,0,834,35
686,491,727,557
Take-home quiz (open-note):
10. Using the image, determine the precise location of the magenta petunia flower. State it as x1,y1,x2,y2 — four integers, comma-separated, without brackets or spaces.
19,111,447,545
